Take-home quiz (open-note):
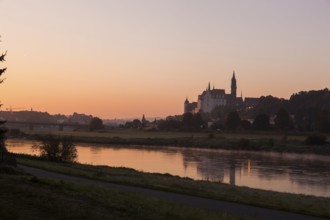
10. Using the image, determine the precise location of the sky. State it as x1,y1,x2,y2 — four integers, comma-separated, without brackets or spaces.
0,0,329,119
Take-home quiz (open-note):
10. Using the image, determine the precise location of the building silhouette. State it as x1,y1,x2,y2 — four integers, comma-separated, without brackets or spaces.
184,71,257,114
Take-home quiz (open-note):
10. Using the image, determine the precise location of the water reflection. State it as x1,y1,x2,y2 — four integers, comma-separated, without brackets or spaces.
6,139,330,197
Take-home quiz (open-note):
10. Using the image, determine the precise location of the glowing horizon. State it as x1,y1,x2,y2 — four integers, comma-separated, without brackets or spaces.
1,0,329,119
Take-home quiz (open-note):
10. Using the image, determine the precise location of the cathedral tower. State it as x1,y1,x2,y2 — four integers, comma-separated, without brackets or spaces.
231,71,237,98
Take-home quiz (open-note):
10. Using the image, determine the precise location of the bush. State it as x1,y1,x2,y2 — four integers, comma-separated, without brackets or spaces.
89,117,104,131
237,138,251,149
0,164,22,175
0,152,17,166
32,135,77,162
305,135,327,145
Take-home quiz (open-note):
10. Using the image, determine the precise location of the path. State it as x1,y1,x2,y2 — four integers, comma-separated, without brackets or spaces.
18,165,327,220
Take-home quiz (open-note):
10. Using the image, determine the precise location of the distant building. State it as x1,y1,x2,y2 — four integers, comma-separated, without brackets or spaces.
184,71,258,114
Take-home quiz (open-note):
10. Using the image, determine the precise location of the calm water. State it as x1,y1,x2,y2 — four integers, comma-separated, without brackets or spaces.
7,139,330,198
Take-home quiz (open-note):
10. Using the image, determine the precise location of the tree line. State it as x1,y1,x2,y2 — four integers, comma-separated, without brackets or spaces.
131,89,330,133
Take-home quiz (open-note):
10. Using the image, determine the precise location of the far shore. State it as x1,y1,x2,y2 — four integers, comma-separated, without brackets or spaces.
9,129,330,155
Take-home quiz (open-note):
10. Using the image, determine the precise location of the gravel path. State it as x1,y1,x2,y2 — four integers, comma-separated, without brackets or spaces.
18,164,327,220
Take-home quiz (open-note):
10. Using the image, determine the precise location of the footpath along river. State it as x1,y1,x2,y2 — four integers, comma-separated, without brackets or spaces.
7,139,330,198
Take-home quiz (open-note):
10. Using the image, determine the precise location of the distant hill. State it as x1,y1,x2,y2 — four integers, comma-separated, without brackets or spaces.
0,111,93,125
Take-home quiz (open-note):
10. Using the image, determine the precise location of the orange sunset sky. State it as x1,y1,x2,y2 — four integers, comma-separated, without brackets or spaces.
1,0,330,119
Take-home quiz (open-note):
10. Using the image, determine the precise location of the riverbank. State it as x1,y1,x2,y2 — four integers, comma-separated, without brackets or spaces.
15,155,330,219
1,165,247,220
18,129,330,155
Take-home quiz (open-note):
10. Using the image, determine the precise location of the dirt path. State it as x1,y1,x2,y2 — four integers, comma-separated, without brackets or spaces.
18,164,327,220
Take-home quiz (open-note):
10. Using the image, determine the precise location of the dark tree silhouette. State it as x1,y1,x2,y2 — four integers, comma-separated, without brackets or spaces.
0,36,7,151
241,119,252,130
274,108,291,131
124,119,142,129
182,112,194,130
289,89,330,131
157,117,181,131
182,112,205,131
252,95,288,116
225,111,241,130
89,117,104,131
210,120,224,130
315,109,330,133
253,113,270,131
33,135,77,162
192,112,205,129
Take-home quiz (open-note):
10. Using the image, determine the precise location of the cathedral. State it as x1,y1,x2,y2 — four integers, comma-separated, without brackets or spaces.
184,71,256,114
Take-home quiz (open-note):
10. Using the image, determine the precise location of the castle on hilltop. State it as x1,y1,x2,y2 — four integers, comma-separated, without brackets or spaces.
184,71,259,114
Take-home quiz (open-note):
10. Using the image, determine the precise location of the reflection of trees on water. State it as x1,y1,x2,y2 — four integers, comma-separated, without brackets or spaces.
251,154,330,186
180,149,248,183
179,148,330,189
181,149,225,182
88,146,103,154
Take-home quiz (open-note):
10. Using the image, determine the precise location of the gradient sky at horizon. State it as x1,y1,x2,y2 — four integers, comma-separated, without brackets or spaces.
1,0,330,119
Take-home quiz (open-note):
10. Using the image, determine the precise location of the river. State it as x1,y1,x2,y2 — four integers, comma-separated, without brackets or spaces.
6,139,330,198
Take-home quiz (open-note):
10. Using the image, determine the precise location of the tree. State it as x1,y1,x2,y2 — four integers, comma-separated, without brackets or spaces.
0,36,7,152
274,108,291,131
252,95,288,116
241,120,252,130
182,112,193,130
32,135,77,162
124,119,142,129
315,109,330,133
89,117,104,131
253,113,270,131
225,111,241,130
289,89,330,131
182,112,205,131
157,118,181,131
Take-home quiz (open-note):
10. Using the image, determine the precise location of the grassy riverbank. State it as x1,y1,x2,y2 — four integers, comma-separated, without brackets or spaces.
24,129,330,154
16,156,330,218
1,166,248,220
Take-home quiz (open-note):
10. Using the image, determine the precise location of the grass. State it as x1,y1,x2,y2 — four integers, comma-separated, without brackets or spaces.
24,129,330,154
27,129,309,140
16,156,330,219
0,166,253,220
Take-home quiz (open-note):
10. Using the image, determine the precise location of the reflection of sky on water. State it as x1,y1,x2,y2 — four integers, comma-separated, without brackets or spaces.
6,139,330,197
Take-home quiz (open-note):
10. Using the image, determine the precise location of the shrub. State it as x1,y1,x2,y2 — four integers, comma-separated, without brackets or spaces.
32,135,77,162
0,152,17,167
237,138,251,149
305,135,327,145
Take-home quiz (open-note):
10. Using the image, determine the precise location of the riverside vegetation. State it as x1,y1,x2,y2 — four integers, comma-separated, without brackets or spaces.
22,129,330,155
14,154,330,219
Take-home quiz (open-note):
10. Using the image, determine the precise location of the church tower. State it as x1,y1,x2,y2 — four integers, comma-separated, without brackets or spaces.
231,71,237,98
184,97,189,113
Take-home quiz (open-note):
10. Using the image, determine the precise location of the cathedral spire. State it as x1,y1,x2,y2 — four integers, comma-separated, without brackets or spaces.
208,82,211,91
231,70,237,98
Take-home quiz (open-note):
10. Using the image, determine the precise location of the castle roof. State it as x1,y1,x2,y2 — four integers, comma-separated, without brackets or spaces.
200,89,225,98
